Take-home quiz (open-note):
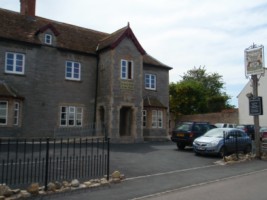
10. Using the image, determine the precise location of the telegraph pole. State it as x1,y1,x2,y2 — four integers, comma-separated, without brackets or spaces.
251,75,261,158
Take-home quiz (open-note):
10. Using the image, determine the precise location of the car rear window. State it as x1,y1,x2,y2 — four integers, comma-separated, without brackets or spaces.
175,123,191,131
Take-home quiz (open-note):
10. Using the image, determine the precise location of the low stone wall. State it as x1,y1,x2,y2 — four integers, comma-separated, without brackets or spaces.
0,171,125,199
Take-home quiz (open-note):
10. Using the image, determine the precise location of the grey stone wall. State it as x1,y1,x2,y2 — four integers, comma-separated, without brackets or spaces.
0,40,97,137
142,65,170,140
97,38,143,142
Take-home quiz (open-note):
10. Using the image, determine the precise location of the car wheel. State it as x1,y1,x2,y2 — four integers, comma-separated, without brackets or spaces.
177,143,185,150
219,146,227,158
243,144,252,154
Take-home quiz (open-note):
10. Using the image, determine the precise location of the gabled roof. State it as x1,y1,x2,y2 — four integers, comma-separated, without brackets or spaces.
0,8,170,68
97,24,146,55
0,81,24,100
35,23,60,36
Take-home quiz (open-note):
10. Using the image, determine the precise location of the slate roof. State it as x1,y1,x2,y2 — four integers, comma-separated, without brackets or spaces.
144,97,167,108
0,81,24,100
0,8,171,69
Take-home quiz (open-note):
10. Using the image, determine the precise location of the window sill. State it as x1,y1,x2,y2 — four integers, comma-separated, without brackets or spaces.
4,72,26,77
65,79,83,83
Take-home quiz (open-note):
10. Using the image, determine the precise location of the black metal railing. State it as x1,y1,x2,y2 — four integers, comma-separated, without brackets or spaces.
222,131,252,159
0,137,110,189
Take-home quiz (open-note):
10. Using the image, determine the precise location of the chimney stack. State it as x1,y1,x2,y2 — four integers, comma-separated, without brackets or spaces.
20,0,36,17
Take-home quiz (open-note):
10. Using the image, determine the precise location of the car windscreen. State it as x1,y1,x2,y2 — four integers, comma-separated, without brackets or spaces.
203,128,224,138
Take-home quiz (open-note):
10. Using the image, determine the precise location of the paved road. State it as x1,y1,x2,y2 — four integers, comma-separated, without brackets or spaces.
35,141,267,200
139,168,267,200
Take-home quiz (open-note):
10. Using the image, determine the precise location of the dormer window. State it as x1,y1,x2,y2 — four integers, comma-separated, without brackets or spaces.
45,34,52,45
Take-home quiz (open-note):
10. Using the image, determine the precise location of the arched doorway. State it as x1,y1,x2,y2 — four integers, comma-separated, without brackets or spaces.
119,106,132,136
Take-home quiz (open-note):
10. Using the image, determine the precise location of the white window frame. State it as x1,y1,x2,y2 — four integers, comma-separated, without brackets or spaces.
14,102,20,126
158,110,163,128
5,52,25,75
152,110,157,128
145,74,156,90
60,106,83,127
0,101,8,125
121,59,133,80
45,34,52,45
152,110,163,128
65,61,81,81
142,110,147,127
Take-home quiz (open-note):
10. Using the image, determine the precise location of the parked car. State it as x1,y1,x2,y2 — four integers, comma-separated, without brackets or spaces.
214,123,236,128
193,128,252,157
236,124,255,140
171,122,215,150
260,127,267,140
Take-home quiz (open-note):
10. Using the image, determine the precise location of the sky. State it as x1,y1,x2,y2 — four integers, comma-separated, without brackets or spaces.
1,0,267,107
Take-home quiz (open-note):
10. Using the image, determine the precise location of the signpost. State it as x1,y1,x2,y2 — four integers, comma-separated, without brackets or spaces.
244,44,265,159
249,97,263,116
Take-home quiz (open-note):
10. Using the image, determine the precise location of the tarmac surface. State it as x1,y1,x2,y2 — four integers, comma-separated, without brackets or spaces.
33,141,267,200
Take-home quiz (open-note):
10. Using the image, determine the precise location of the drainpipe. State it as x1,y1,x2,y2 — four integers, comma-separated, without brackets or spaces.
93,53,100,135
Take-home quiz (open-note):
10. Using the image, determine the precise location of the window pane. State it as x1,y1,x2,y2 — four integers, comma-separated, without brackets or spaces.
145,74,156,89
152,110,157,128
60,106,83,127
16,66,23,72
121,66,126,79
128,61,132,79
65,61,80,80
7,60,13,65
7,53,14,59
158,111,163,128
121,60,133,80
0,102,7,125
122,60,127,67
60,107,67,126
16,54,23,60
14,102,19,125
5,53,24,74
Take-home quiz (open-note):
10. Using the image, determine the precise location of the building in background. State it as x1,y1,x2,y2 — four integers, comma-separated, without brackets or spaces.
238,74,267,126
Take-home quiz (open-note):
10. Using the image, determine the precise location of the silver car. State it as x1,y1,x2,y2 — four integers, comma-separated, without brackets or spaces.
193,128,252,157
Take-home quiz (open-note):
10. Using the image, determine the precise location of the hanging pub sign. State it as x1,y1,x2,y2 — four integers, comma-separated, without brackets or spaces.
249,96,263,116
244,45,265,76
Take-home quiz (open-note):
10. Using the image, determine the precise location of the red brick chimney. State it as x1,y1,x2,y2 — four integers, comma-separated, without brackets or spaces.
20,0,36,17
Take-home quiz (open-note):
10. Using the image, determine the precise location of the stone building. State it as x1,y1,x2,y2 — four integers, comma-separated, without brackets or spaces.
0,0,172,142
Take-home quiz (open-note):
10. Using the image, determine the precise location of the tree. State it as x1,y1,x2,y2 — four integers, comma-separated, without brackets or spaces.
170,66,234,115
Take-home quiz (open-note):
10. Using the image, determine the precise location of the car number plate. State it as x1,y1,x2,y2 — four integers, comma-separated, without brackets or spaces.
177,133,184,137
197,146,205,150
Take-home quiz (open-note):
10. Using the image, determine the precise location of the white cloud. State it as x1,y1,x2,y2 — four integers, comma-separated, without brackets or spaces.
1,0,267,107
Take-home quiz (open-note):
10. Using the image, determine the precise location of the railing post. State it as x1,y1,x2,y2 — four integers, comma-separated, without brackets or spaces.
44,138,50,191
223,131,226,161
235,132,239,159
107,138,110,181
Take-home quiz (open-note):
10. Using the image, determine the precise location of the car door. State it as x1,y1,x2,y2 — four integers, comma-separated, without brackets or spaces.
237,131,249,150
225,131,236,153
